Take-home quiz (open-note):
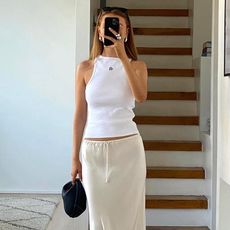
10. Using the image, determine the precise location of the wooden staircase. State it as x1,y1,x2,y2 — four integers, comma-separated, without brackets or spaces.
98,2,210,229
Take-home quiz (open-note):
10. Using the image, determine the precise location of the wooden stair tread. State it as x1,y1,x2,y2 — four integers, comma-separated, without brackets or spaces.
146,195,208,209
146,226,210,230
147,92,197,100
137,47,192,55
133,28,190,35
148,68,195,77
147,166,205,179
134,115,199,125
128,9,189,17
143,140,202,151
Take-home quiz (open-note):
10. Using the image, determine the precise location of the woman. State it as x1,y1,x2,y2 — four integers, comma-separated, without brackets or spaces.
71,6,148,230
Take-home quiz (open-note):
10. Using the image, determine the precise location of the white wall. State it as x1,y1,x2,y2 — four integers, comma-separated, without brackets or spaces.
194,56,212,134
75,0,101,64
217,0,230,186
0,0,76,192
216,0,230,229
211,0,230,229
188,0,212,60
76,0,91,64
219,179,230,230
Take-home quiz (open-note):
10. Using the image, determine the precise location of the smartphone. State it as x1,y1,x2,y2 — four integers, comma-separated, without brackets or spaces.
104,17,120,46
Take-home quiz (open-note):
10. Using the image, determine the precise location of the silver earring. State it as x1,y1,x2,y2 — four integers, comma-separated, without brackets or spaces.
124,37,128,42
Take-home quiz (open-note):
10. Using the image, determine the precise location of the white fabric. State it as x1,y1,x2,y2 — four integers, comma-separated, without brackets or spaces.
83,55,139,138
81,133,146,230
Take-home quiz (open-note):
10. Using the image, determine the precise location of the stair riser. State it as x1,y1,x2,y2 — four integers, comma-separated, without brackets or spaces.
130,17,189,28
146,209,210,226
107,0,188,9
138,125,200,140
135,35,191,48
138,55,192,68
146,179,208,195
134,101,197,116
148,77,195,92
146,151,204,167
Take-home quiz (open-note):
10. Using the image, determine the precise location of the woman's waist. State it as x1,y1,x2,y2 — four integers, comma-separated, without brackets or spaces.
83,120,139,138
83,133,139,141
86,118,136,124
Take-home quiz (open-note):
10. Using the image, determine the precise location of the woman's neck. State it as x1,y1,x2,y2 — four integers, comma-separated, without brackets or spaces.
101,47,118,57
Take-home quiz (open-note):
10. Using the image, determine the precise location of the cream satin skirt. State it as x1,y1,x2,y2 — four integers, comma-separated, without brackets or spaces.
81,133,146,230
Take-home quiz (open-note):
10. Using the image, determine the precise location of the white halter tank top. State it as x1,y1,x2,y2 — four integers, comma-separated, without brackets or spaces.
83,55,140,138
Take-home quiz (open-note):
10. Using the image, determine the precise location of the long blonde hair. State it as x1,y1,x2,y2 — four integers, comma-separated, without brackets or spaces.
89,9,138,61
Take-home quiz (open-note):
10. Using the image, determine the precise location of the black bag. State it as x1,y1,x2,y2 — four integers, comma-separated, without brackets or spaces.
61,178,87,218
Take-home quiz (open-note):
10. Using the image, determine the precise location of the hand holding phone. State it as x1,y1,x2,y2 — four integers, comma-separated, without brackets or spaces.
104,17,120,46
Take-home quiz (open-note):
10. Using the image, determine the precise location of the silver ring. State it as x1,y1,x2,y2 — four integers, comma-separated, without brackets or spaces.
116,33,122,40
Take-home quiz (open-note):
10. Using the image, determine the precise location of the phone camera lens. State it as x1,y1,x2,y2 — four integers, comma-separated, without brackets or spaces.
112,19,118,25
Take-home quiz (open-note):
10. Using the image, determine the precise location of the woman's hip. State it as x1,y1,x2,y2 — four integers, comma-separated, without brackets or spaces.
81,132,146,181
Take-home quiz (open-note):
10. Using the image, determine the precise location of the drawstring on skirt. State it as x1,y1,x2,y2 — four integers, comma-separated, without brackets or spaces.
103,142,109,183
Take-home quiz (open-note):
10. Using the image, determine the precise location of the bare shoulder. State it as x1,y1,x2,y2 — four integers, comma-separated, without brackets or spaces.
77,59,94,72
75,59,94,85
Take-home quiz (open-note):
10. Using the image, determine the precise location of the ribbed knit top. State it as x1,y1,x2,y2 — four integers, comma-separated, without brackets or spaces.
83,55,140,138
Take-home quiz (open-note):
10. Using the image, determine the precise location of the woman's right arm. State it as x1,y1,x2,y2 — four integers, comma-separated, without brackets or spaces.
71,61,88,182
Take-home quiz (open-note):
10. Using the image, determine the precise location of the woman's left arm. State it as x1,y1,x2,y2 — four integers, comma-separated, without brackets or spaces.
103,27,148,103
120,54,148,103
